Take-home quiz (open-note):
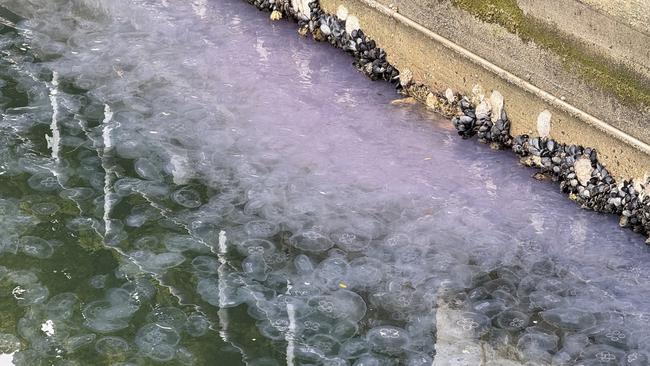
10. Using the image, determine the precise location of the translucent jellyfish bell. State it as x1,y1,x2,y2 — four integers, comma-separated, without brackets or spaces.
348,257,384,290
244,220,280,238
316,256,350,287
527,291,568,311
95,336,130,357
590,323,631,349
45,292,78,320
134,158,163,181
64,334,96,353
366,326,411,354
164,235,207,253
330,319,359,340
237,238,276,257
191,256,220,275
516,328,559,355
294,254,315,274
451,312,491,338
289,230,334,253
580,344,625,365
339,337,370,359
308,290,367,323
540,307,597,331
170,187,202,208
144,252,186,272
15,282,49,306
185,313,210,337
135,323,180,360
495,310,530,331
471,299,508,318
19,236,54,259
242,253,269,281
31,202,60,216
146,307,188,330
27,172,60,192
307,334,341,357
330,230,371,252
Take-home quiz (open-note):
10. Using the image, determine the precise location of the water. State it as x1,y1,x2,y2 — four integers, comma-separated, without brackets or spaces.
0,0,649,365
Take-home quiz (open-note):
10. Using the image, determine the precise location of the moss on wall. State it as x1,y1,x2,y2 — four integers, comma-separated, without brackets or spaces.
451,0,650,108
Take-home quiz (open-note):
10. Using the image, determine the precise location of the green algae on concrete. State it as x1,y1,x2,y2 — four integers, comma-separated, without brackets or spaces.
451,0,650,109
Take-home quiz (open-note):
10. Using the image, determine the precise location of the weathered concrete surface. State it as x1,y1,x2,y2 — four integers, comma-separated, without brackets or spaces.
434,304,524,366
579,0,650,35
518,0,650,81
319,0,650,181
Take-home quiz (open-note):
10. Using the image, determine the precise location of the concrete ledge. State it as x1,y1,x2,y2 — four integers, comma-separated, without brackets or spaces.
319,0,650,181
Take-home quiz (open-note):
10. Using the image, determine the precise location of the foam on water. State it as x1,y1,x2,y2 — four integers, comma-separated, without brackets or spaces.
0,0,650,364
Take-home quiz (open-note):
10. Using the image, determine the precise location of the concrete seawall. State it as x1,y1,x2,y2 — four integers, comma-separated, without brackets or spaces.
318,0,650,182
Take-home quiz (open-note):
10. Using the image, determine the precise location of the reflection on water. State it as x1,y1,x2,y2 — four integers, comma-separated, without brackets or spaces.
0,0,649,365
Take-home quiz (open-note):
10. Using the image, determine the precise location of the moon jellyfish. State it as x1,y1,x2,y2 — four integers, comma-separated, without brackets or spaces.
626,351,650,366
580,344,626,365
191,256,219,275
237,238,276,256
134,158,163,181
330,231,371,252
113,178,142,197
527,291,567,311
242,253,269,281
133,251,185,272
196,278,222,307
45,292,78,320
82,300,137,333
244,220,279,238
348,257,384,290
339,338,370,359
472,299,508,318
261,316,296,340
589,323,631,350
317,257,350,282
306,334,340,356
185,313,210,337
452,312,490,338
516,327,559,354
121,277,157,302
31,202,60,216
95,336,129,357
294,254,315,274
134,236,161,251
89,275,108,289
146,307,187,330
27,172,60,192
15,283,49,306
308,290,366,323
135,323,180,361
64,334,96,353
330,319,358,340
164,235,206,253
171,187,202,208
495,310,529,331
289,230,334,253
366,326,411,354
540,307,597,331
19,236,54,259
